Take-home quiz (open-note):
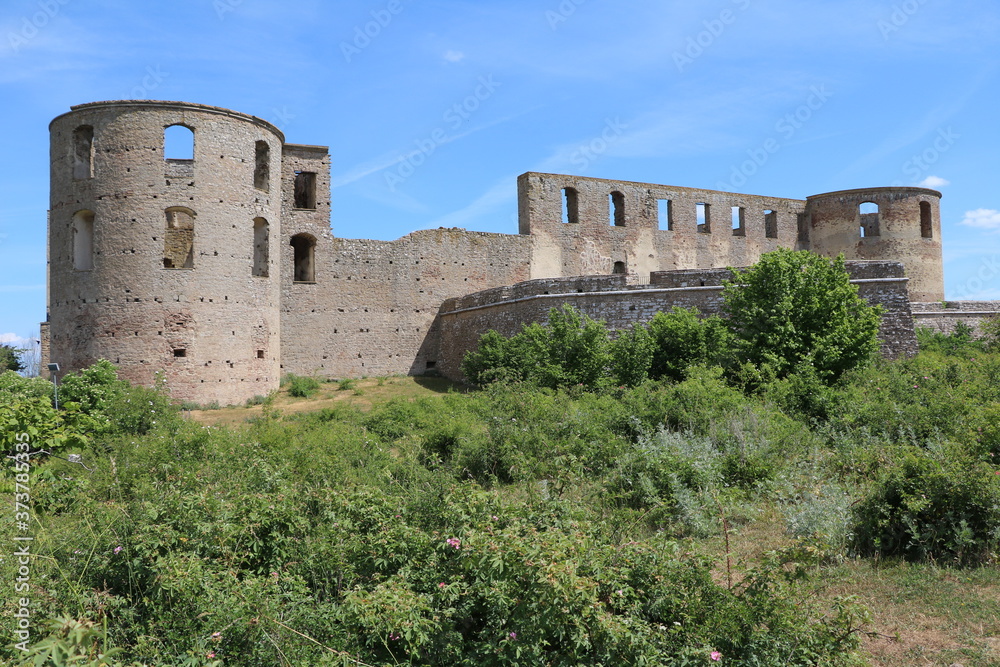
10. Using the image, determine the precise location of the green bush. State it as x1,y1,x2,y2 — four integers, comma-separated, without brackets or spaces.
285,373,321,398
851,447,1000,565
723,249,882,383
646,307,732,383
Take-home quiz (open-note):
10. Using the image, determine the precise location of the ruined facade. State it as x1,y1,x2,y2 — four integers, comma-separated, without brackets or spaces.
43,100,996,405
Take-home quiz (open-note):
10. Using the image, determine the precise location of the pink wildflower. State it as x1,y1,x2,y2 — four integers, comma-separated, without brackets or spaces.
509,632,517,640
113,546,122,554
711,650,722,661
439,582,446,588
446,537,461,549
211,632,222,641
207,652,216,659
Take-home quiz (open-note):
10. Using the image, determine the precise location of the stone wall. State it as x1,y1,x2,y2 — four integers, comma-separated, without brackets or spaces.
435,261,918,382
910,301,1000,336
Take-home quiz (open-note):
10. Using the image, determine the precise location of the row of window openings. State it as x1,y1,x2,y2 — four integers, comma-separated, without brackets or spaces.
171,349,266,360
72,125,318,209
562,189,934,239
562,189,778,238
71,209,275,277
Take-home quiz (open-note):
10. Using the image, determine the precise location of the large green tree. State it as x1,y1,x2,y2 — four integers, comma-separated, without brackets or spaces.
722,249,882,382
0,343,23,373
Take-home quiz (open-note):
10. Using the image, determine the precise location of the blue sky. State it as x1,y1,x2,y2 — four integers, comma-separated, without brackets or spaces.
2,0,999,348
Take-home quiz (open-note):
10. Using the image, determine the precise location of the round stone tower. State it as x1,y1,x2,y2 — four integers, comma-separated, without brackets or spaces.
805,187,943,302
48,101,284,405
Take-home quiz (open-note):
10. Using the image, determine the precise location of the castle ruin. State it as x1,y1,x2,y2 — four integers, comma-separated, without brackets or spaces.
42,100,999,404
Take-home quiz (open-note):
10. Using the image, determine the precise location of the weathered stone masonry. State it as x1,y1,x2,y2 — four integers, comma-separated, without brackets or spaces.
42,101,998,403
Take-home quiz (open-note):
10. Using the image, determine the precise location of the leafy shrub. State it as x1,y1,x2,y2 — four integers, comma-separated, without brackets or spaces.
851,447,1000,565
783,484,854,560
646,307,732,383
915,321,982,356
723,249,882,383
284,373,321,398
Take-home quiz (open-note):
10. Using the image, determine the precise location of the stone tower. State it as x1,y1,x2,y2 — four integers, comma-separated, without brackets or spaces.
805,187,944,301
47,101,284,404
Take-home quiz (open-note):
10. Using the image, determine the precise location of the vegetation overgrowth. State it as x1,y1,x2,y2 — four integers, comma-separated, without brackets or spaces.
3,251,1000,665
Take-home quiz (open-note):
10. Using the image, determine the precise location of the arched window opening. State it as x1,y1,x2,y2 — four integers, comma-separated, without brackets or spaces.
697,203,711,233
72,210,94,271
291,233,316,283
609,191,625,227
731,206,745,236
561,187,579,224
294,171,317,209
72,126,94,180
164,124,194,161
658,199,673,230
920,201,933,238
764,209,778,238
254,141,270,192
860,201,880,238
612,260,626,275
253,217,269,277
163,207,195,269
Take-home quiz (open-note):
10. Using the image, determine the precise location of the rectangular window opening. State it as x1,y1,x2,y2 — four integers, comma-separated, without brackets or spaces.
658,199,673,231
764,209,778,238
731,206,745,237
173,348,187,358
561,187,579,224
697,203,711,233
294,171,317,210
256,349,265,359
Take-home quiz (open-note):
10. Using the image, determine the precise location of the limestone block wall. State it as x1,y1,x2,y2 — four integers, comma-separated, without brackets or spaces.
279,229,532,379
910,301,1000,336
436,261,917,382
47,101,284,405
518,172,807,280
805,188,943,301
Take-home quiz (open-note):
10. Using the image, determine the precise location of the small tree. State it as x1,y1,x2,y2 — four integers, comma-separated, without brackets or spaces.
722,249,882,383
0,343,24,373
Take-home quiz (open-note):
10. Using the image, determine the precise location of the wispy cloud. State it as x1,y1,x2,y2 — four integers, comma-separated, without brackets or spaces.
920,175,950,188
960,209,1000,231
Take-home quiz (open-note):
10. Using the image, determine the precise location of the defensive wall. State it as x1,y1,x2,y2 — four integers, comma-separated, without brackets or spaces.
435,261,919,382
41,100,994,405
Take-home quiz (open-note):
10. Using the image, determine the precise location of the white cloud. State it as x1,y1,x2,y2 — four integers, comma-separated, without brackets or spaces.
919,175,950,188
0,333,33,347
960,209,1000,231
443,50,465,63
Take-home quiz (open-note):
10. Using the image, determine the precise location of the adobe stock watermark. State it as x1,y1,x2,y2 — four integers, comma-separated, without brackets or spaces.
889,127,958,186
716,85,833,192
214,0,243,20
570,117,628,172
385,75,501,191
270,107,296,132
952,254,1000,300
878,0,929,40
673,0,752,73
341,0,409,63
7,0,71,53
11,432,34,652
123,65,169,100
546,0,586,30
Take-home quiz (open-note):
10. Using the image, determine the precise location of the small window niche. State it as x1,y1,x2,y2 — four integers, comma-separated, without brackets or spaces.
609,191,625,227
72,126,94,180
561,187,579,224
173,348,187,358
920,201,933,238
252,217,269,277
72,210,95,271
291,233,316,283
697,203,711,233
797,213,810,243
860,202,880,238
256,349,265,359
764,209,778,239
163,207,196,269
658,199,673,230
731,206,745,237
254,141,270,192
294,171,317,210
612,260,626,274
